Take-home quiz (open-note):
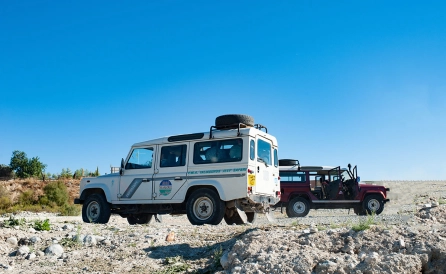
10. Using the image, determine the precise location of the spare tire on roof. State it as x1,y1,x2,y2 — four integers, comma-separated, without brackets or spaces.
215,114,254,128
279,159,299,166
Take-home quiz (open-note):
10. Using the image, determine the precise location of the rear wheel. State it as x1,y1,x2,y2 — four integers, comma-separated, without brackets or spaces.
127,214,153,225
186,189,225,225
246,212,257,224
363,194,384,215
286,197,310,218
82,193,111,224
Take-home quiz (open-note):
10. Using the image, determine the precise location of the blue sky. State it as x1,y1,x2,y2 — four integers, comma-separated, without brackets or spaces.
1,1,445,180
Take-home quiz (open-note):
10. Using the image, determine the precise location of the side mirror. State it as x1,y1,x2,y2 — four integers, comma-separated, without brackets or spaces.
120,158,125,176
356,176,361,183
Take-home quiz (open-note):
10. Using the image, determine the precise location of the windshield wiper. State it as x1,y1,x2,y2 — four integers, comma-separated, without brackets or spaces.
257,157,269,167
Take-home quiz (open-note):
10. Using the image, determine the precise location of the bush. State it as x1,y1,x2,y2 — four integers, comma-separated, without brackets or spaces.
3,216,26,227
42,181,69,206
33,219,51,231
18,190,36,206
60,204,81,216
0,186,11,209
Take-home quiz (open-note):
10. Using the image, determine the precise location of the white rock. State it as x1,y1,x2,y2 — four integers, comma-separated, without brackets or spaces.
431,201,439,207
6,237,18,246
26,253,36,260
220,251,230,269
364,252,379,264
399,239,405,248
424,204,431,208
36,251,45,257
84,235,97,245
30,236,41,243
28,228,36,233
17,245,30,256
45,244,64,257
62,224,74,231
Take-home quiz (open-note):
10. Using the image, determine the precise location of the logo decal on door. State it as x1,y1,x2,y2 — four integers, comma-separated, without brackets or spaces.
159,180,172,196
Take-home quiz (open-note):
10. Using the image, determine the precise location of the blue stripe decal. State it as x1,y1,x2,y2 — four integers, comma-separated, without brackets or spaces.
121,178,143,198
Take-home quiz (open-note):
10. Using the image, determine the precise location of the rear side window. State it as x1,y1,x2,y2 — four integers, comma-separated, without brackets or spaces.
280,171,306,183
126,148,153,169
194,139,243,164
257,139,271,165
249,140,255,160
160,145,187,167
274,149,278,167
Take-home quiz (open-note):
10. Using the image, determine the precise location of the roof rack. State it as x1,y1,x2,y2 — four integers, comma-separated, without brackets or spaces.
209,123,267,139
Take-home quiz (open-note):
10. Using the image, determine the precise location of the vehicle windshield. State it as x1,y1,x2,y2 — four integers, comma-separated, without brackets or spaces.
341,170,353,181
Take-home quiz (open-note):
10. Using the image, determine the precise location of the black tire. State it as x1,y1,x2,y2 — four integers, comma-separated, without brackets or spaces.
186,188,225,225
224,209,245,225
246,212,257,224
215,114,254,128
286,197,310,218
82,193,111,224
127,214,153,225
363,194,384,215
354,206,367,216
279,159,299,166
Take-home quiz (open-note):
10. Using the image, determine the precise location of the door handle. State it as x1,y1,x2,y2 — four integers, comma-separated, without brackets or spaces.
142,179,150,182
174,177,183,181
257,166,260,172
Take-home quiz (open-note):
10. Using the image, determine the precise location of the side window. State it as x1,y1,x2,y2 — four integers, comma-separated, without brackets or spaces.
194,139,242,164
250,140,255,160
273,149,278,167
257,139,271,165
279,171,306,182
160,145,187,167
126,148,153,169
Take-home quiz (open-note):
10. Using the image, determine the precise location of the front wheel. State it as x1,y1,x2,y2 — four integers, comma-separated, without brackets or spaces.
186,189,225,225
286,197,310,218
363,195,384,215
127,214,153,225
82,193,111,224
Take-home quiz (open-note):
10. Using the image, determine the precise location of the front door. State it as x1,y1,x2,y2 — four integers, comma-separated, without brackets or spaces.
119,147,155,201
152,144,188,200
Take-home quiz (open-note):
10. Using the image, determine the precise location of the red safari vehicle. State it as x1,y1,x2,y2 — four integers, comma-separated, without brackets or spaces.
276,159,390,217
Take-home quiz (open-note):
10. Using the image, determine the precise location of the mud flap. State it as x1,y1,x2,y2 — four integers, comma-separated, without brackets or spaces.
265,207,276,223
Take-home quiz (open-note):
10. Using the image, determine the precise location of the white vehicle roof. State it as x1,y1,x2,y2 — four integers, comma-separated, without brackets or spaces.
131,127,278,148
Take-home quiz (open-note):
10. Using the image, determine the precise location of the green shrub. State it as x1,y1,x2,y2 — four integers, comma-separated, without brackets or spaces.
0,186,11,209
18,190,36,206
3,216,26,227
33,219,51,231
60,204,81,216
42,181,68,206
352,213,377,232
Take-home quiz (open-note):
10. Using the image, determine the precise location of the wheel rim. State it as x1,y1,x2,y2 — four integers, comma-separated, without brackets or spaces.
193,197,213,220
86,201,100,222
293,201,306,214
367,199,381,212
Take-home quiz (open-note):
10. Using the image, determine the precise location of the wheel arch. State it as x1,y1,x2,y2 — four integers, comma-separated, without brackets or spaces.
362,191,386,202
184,181,226,201
185,185,221,203
80,187,111,203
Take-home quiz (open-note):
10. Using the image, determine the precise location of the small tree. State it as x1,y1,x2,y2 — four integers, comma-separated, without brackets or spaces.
9,151,46,178
60,168,73,179
94,167,99,177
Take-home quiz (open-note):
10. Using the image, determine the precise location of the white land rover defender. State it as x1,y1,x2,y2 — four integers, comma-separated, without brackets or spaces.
74,114,281,225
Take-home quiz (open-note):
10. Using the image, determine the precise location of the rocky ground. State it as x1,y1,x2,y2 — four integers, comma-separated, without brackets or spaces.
0,180,446,274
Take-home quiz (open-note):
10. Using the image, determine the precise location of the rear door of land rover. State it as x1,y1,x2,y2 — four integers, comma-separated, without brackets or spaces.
254,136,278,195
